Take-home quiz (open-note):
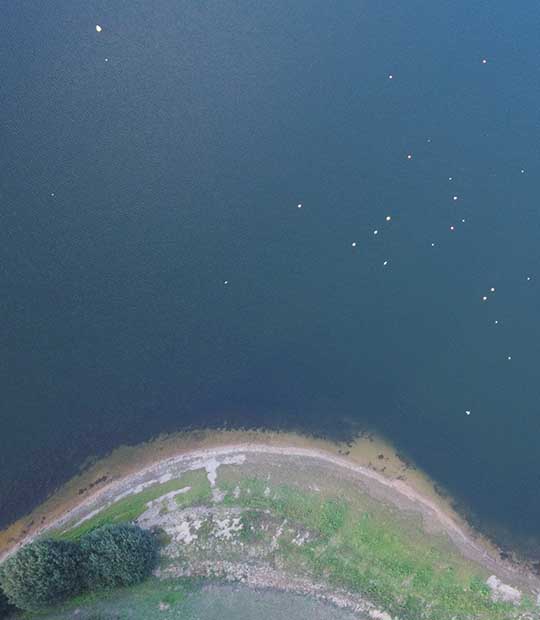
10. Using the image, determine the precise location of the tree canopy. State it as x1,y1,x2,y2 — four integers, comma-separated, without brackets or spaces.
80,524,159,590
0,524,159,611
0,588,14,619
0,539,83,611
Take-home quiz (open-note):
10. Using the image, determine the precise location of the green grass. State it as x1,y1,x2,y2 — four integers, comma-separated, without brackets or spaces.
20,577,204,619
54,469,211,541
238,510,266,543
219,477,534,620
31,469,537,620
221,478,347,537
174,470,212,508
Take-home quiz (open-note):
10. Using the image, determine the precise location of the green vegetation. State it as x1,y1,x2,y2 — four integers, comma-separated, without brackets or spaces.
27,576,202,620
0,540,83,611
57,469,211,541
0,588,14,619
238,510,266,543
174,470,212,508
220,477,532,620
4,463,537,620
221,478,348,537
0,525,160,614
80,524,159,590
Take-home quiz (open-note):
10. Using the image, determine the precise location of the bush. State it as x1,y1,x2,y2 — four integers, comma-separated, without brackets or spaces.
0,539,82,611
80,524,158,590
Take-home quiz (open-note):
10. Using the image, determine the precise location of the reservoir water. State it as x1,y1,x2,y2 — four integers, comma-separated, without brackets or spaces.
2,0,540,556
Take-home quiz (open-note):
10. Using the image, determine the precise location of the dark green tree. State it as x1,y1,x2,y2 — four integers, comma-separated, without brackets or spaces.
80,524,158,590
0,588,15,618
0,540,82,611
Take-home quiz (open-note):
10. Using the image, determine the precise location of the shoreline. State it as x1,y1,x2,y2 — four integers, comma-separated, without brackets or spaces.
1,432,539,596
4,443,483,558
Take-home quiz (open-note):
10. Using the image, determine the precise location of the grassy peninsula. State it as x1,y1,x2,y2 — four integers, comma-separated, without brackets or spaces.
1,431,539,620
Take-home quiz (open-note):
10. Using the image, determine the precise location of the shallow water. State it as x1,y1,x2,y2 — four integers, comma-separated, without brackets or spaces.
2,0,540,557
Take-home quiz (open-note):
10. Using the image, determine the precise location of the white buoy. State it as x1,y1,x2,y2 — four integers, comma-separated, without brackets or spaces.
95,24,102,32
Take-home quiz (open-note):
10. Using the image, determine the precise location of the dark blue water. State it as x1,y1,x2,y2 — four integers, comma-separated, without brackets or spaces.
2,1,540,555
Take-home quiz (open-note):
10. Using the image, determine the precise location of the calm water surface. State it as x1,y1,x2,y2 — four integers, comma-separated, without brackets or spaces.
2,1,540,554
